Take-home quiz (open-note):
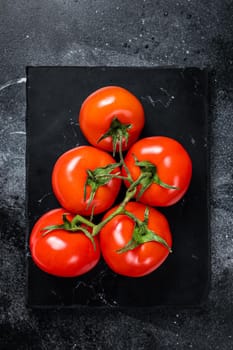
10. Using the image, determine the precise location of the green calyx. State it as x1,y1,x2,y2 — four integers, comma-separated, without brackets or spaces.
117,207,172,254
98,117,132,156
132,155,178,200
41,213,96,250
84,162,121,209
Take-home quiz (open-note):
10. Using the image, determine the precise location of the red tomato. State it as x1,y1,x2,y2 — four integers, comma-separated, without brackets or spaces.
100,202,172,277
29,208,100,277
52,146,121,215
79,86,145,152
122,136,192,206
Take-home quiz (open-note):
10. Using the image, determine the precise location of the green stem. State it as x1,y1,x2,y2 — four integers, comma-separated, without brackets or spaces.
127,172,148,192
78,226,96,250
118,133,133,184
123,210,142,226
92,206,124,236
121,187,137,207
92,186,137,236
96,173,129,181
154,173,178,190
71,214,95,228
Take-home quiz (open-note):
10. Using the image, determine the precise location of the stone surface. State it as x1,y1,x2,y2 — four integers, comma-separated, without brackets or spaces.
0,0,233,349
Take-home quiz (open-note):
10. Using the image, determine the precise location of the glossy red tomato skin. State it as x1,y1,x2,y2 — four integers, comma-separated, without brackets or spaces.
122,136,192,206
52,146,121,215
79,86,145,152
29,208,100,277
100,202,172,277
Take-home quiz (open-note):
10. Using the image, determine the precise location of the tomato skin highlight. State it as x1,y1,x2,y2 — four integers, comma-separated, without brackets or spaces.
52,146,121,215
79,86,145,152
122,136,192,207
100,202,172,277
29,208,100,277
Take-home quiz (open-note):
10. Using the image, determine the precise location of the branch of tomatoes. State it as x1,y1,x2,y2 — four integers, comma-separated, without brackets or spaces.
30,86,192,278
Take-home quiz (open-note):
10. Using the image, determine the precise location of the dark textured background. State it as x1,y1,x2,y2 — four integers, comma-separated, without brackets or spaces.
0,0,232,349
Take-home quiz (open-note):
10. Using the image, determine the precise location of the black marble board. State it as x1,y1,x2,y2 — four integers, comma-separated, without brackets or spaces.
26,66,209,308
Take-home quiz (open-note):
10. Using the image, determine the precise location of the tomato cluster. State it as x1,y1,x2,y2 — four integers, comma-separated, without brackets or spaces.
29,86,192,278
